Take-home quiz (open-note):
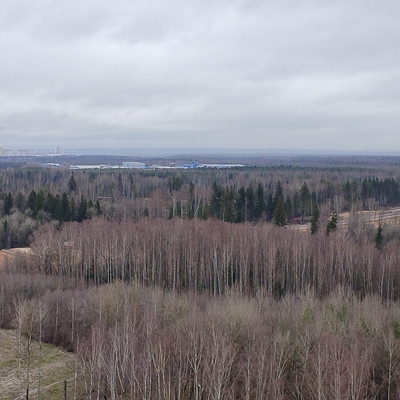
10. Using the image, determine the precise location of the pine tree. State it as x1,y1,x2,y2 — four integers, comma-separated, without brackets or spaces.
211,182,224,219
26,190,37,215
310,204,320,234
246,185,255,222
273,196,286,227
255,183,265,220
273,181,284,207
266,193,274,221
3,192,13,215
300,182,311,222
60,193,71,222
235,187,246,223
68,173,77,194
76,196,88,222
284,197,293,221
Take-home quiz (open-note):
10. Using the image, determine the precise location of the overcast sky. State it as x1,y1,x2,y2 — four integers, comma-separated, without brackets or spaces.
1,0,400,153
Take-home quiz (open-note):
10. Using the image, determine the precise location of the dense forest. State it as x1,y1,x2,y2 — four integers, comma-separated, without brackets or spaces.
3,156,400,398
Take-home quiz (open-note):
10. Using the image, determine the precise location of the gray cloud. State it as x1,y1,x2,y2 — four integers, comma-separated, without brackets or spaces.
1,0,400,152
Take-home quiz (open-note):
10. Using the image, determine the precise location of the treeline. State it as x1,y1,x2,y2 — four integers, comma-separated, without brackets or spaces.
2,275,400,399
26,217,398,300
209,177,400,224
24,189,100,222
0,190,99,250
2,166,400,249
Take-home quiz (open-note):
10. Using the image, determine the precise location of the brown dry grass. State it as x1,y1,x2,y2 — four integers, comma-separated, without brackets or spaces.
0,248,32,269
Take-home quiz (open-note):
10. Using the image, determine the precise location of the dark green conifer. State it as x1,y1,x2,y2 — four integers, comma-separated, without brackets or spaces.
273,196,286,227
375,224,383,250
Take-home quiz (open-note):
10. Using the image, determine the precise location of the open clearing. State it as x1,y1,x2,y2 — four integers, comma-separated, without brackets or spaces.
0,329,76,400
0,248,32,269
288,207,400,231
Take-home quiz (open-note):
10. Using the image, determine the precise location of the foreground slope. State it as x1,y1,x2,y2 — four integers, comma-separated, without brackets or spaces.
0,329,76,400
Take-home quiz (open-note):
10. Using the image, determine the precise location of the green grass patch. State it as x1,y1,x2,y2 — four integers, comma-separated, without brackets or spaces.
0,329,80,399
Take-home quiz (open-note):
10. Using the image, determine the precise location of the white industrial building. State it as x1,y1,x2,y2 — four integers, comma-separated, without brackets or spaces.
122,161,146,169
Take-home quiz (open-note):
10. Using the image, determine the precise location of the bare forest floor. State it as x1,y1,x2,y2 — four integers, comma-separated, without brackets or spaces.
0,329,78,400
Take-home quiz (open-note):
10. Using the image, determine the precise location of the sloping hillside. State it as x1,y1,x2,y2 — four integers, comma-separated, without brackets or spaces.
0,329,77,400
0,248,32,269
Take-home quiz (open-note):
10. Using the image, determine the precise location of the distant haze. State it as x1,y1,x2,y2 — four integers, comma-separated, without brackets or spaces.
1,0,400,153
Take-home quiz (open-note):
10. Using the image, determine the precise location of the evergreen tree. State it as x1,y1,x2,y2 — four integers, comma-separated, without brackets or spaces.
175,201,182,218
293,191,300,218
60,193,71,222
326,214,337,236
53,195,62,220
70,198,76,221
375,224,383,250
26,190,37,214
44,193,56,216
188,182,195,219
1,220,9,249
35,191,45,215
117,173,124,197
300,182,311,222
95,200,102,216
273,196,286,227
235,187,246,223
343,180,352,203
68,173,77,193
14,192,25,212
284,197,293,221
76,196,88,222
266,193,274,221
168,175,183,193
310,204,320,234
273,181,284,207
255,182,265,220
211,182,224,219
3,192,13,215
246,185,255,222
224,187,235,222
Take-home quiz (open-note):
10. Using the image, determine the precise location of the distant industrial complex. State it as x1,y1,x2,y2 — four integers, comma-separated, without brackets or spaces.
0,146,246,169
69,161,244,170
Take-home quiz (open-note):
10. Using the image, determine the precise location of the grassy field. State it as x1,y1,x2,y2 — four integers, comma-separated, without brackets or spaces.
0,329,78,400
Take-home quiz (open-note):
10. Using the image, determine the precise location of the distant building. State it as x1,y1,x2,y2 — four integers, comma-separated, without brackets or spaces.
70,165,107,170
199,163,244,169
41,163,61,168
177,161,199,169
122,161,146,169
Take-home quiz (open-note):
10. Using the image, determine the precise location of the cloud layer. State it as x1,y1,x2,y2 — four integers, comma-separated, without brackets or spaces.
1,0,400,152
